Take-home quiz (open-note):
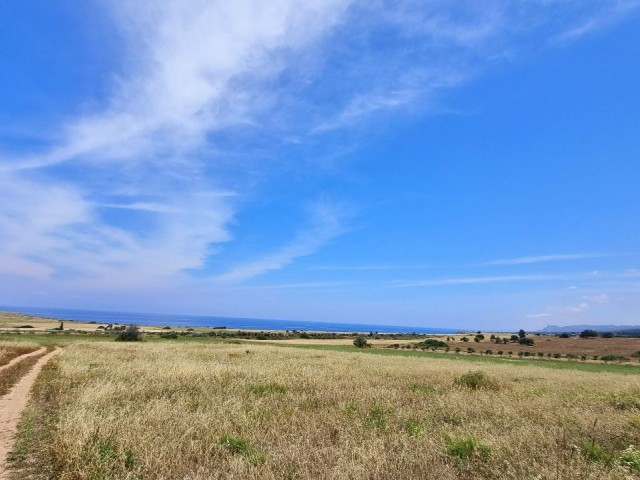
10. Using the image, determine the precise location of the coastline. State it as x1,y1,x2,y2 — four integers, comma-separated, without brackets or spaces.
0,306,460,335
0,306,458,335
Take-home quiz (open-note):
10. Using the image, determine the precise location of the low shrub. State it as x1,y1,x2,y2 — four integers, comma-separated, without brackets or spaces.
455,370,495,390
620,446,640,471
580,329,598,338
418,339,448,349
353,336,370,348
601,355,627,362
115,324,142,342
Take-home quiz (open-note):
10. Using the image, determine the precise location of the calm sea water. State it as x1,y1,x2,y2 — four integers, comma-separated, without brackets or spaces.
3,306,458,334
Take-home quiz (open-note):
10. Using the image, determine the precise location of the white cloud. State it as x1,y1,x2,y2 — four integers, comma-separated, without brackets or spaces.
482,253,608,266
584,293,609,304
1,0,638,296
394,274,560,287
212,202,346,283
552,0,640,43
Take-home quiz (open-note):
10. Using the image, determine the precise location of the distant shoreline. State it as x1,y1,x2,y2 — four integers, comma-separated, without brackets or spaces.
0,306,459,335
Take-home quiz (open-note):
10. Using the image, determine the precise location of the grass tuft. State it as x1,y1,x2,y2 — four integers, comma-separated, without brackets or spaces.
454,370,496,390
219,435,265,465
249,382,287,395
363,405,386,430
445,435,491,461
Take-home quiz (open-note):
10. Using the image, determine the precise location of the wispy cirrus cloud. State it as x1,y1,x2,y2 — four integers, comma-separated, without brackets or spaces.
1,0,638,296
394,270,640,288
212,202,347,283
394,274,561,287
481,253,610,266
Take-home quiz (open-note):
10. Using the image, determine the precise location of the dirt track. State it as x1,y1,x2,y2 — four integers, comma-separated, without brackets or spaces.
0,347,61,480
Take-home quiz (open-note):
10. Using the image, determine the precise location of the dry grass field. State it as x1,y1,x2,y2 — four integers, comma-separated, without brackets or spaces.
260,335,640,359
7,341,640,479
0,312,168,334
0,343,40,367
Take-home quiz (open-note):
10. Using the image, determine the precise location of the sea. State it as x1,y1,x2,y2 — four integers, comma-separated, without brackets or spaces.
2,306,458,334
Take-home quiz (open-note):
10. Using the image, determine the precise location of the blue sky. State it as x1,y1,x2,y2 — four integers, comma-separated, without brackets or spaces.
1,0,639,330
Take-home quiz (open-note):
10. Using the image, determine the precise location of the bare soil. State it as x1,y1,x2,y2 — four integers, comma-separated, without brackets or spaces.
0,348,61,479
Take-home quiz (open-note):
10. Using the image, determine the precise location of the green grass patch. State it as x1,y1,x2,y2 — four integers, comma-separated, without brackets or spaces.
410,384,438,394
265,342,640,375
249,382,287,395
219,435,265,465
363,405,386,430
445,435,491,461
405,418,423,437
454,370,496,390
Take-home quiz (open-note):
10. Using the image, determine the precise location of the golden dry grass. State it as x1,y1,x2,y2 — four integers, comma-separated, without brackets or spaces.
0,343,40,366
9,342,640,479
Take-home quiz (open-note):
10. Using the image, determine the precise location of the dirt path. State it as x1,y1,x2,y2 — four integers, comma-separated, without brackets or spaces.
0,347,61,480
0,348,46,374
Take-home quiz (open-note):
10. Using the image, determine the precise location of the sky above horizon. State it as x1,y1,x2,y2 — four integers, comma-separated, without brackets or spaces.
1,0,639,330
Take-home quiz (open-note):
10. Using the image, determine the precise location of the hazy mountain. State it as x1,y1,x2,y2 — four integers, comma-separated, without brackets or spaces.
539,324,640,333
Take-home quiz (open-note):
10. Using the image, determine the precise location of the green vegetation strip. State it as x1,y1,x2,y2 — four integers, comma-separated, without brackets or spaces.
266,343,640,374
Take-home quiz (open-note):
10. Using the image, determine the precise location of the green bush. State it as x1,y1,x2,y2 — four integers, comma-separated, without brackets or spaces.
620,446,640,471
116,324,142,342
580,329,598,338
601,355,627,362
418,339,448,349
353,336,370,348
518,337,534,346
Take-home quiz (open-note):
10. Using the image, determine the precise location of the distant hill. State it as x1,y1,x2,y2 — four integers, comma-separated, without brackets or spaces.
539,324,640,334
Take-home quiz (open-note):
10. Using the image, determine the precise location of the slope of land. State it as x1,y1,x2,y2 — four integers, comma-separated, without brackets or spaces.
5,341,640,479
0,347,61,479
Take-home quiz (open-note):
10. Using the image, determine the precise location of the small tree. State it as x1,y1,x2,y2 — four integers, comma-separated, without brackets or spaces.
519,337,534,346
116,324,142,342
518,329,526,339
580,329,598,338
353,336,370,348
461,336,469,342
